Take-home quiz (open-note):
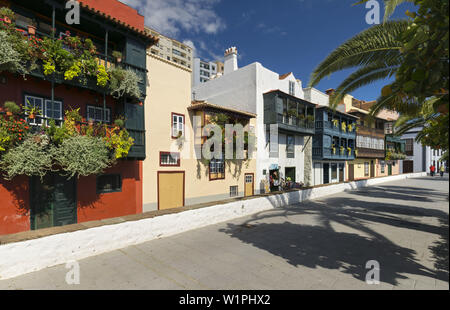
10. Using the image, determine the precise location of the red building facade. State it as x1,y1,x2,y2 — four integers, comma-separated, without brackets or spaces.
0,0,155,235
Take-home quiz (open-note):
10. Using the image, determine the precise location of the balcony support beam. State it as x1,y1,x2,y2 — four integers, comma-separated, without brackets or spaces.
51,3,55,109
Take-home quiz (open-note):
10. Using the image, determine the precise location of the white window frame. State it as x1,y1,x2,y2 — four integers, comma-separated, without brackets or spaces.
25,95,62,126
87,105,111,123
230,186,239,197
289,81,295,96
172,114,184,138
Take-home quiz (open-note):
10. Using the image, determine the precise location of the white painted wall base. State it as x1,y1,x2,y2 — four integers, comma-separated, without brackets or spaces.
0,172,426,280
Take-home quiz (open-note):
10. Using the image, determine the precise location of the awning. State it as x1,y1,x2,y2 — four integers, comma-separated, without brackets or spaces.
269,164,279,170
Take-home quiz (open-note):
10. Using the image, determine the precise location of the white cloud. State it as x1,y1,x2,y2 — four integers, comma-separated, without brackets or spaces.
119,0,225,37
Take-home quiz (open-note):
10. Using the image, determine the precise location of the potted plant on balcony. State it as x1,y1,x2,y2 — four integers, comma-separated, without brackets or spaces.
341,121,347,132
112,51,122,63
4,101,21,116
347,147,352,156
114,117,125,128
24,105,42,119
27,21,37,35
0,7,14,24
332,119,339,128
332,144,336,155
288,109,297,117
340,146,345,155
348,123,354,132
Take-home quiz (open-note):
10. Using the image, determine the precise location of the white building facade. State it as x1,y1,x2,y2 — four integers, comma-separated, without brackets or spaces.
193,47,321,194
401,128,445,174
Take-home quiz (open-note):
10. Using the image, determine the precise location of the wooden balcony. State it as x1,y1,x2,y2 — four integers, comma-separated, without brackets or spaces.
356,148,386,159
315,120,357,139
357,126,385,139
313,147,356,161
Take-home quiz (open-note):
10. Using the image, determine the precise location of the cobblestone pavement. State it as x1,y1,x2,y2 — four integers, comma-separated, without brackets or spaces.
0,176,448,290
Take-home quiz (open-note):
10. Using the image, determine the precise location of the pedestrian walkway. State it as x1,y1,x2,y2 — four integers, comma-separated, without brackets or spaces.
0,176,448,290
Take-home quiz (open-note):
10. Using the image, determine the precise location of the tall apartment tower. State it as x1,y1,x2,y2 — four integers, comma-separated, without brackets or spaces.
146,28,193,70
192,56,226,87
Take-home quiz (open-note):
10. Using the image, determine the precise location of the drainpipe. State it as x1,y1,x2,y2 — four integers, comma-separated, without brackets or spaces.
103,29,108,124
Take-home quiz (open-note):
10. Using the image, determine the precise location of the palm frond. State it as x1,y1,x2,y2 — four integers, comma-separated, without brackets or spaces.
309,20,409,87
384,0,415,21
329,62,400,108
353,0,415,22
394,116,427,136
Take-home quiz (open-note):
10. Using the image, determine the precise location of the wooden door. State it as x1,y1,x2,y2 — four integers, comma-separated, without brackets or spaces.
370,160,375,178
244,174,254,197
403,160,413,173
348,164,355,181
158,172,185,210
31,174,77,230
323,163,330,184
339,163,345,182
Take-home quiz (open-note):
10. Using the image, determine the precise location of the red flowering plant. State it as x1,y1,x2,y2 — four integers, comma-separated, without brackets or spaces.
0,114,30,153
27,35,45,59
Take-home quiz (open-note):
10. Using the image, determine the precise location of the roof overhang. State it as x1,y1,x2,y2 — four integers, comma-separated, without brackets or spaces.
188,101,256,119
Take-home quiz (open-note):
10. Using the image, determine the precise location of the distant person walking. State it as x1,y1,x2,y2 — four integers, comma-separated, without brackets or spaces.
430,165,436,177
440,165,445,177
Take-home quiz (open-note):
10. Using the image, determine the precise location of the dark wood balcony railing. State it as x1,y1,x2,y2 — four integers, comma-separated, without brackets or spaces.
315,120,357,136
357,126,385,138
356,148,386,158
276,114,315,131
313,147,355,160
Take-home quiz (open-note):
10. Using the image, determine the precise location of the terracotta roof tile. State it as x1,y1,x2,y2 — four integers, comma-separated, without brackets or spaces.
279,72,292,80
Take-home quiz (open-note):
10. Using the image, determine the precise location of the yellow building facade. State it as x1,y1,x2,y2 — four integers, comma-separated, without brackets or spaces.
143,54,256,212
339,94,402,181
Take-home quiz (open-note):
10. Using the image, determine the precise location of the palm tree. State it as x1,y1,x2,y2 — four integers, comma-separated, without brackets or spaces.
308,0,416,108
308,20,410,108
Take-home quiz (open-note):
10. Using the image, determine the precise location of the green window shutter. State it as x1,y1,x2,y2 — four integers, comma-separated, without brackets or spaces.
126,38,146,68
125,103,146,159
125,38,147,97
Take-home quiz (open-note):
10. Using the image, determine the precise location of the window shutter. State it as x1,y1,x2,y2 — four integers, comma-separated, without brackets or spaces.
125,102,145,159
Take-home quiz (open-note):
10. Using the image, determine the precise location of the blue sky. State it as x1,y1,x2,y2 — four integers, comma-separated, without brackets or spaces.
121,0,415,101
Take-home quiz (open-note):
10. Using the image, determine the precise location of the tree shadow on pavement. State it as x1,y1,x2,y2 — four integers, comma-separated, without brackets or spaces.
219,193,449,286
348,186,440,203
429,217,449,278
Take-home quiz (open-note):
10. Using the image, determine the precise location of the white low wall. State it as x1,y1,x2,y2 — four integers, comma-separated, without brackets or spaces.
0,172,426,280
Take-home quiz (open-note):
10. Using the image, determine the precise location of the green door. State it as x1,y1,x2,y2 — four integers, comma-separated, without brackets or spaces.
388,164,393,176
31,174,77,230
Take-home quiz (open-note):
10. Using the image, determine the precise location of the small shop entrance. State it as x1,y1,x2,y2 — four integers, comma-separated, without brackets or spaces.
269,168,280,192
30,173,77,230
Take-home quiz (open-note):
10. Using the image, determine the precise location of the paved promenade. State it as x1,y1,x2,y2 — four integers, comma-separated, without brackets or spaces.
0,176,448,290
